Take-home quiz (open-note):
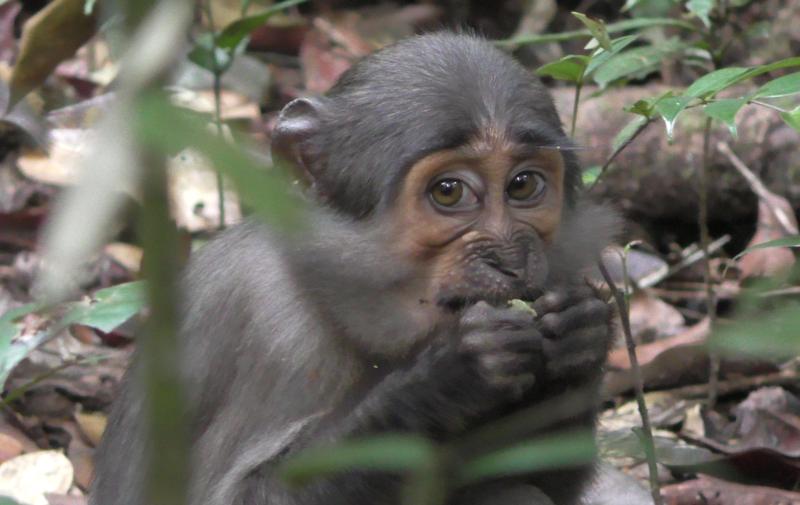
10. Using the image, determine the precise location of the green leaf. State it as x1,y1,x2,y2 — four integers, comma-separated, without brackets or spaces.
753,72,800,99
733,235,800,260
712,302,800,358
8,0,98,109
536,55,589,83
216,0,307,51
0,496,20,505
703,98,747,137
0,329,50,388
498,17,696,48
685,67,751,99
0,303,45,354
581,166,601,185
281,435,434,486
654,94,693,140
459,429,594,483
625,99,655,118
584,35,639,77
572,12,612,51
62,281,147,332
741,57,800,81
83,0,98,14
780,106,800,133
612,115,649,152
621,0,643,11
592,40,686,88
188,32,234,74
685,0,716,28
135,93,299,227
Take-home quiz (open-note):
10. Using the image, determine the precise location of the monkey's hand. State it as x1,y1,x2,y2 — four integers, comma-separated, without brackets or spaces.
456,301,545,404
532,285,612,385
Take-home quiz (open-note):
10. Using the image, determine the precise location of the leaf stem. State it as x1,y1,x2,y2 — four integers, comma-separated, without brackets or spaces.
204,0,227,230
570,82,582,138
699,117,720,408
588,117,652,191
597,259,663,505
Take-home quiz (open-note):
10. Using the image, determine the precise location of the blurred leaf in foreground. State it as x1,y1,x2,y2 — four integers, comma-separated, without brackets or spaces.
281,435,435,486
134,93,301,228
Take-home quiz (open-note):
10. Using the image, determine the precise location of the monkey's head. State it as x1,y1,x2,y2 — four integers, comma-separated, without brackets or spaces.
273,33,585,312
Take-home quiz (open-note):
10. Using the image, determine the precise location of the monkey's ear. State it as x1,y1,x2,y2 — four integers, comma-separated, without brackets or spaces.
271,97,327,186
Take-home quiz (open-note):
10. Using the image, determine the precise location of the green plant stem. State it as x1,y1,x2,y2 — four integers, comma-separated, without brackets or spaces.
1,355,109,409
213,72,226,230
700,117,720,408
139,150,189,505
570,82,582,138
204,0,226,230
597,260,663,505
588,118,652,191
749,99,789,114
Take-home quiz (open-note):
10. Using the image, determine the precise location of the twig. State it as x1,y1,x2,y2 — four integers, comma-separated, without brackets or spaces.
666,370,799,399
204,0,227,230
570,82,582,139
698,118,720,408
588,118,652,191
717,141,798,234
597,259,664,505
748,99,789,114
1,355,110,409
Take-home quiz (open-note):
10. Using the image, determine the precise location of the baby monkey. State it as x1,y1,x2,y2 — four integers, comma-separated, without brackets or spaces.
91,32,617,505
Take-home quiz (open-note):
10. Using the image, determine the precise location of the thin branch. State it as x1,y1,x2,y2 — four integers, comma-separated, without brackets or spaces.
570,83,582,139
597,259,664,505
588,118,652,191
204,0,226,230
749,99,789,114
717,141,798,234
699,117,720,408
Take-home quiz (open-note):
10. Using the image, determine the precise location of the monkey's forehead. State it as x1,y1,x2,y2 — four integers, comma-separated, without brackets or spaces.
312,33,581,217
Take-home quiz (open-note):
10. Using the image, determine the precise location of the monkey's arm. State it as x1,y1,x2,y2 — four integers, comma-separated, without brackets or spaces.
250,306,546,505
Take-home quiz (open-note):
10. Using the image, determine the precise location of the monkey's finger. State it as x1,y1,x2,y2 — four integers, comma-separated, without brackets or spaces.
542,327,608,379
539,298,609,338
461,328,542,354
460,301,536,331
532,285,594,315
478,351,536,377
485,372,537,400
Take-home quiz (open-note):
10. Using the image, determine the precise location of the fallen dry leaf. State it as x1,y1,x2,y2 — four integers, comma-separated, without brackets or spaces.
300,25,357,93
739,200,797,278
74,411,106,448
662,474,800,505
0,433,23,464
0,450,74,505
628,290,686,342
45,494,86,505
168,148,242,231
8,0,97,108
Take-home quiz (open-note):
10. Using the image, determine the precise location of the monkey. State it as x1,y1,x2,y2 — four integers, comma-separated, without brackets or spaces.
90,32,618,505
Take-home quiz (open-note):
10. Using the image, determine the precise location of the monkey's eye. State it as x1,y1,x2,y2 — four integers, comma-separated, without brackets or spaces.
430,179,468,207
507,171,546,203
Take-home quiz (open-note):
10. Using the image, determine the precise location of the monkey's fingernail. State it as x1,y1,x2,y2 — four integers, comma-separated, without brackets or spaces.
462,231,481,242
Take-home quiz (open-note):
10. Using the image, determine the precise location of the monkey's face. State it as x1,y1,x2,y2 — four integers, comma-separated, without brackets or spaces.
390,135,565,310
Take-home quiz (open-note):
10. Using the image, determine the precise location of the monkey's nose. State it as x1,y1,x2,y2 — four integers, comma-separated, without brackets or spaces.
483,256,525,279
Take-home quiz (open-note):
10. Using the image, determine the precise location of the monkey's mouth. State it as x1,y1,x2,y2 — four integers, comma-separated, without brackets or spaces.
434,254,547,312
436,286,542,313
